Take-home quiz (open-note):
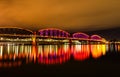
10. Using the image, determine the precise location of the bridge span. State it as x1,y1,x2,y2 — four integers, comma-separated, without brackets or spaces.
0,27,107,44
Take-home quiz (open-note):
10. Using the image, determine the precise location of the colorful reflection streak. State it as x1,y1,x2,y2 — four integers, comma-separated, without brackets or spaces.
117,45,120,52
36,45,71,64
107,43,120,52
0,44,27,67
0,43,119,67
90,44,106,58
0,44,71,67
72,45,90,61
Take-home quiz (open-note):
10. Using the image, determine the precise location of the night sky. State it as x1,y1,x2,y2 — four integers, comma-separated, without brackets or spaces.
0,0,120,30
0,0,120,40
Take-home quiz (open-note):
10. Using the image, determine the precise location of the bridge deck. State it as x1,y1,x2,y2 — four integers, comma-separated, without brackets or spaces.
0,34,106,43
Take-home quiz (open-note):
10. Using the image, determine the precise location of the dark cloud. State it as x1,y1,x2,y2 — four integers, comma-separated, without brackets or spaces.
0,0,120,31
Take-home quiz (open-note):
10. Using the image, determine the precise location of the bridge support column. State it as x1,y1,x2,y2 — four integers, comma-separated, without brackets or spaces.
32,32,36,45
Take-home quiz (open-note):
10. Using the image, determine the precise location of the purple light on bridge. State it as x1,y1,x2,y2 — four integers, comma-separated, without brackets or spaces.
38,28,70,38
59,31,61,37
91,35,102,40
73,32,89,39
45,30,48,36
50,30,53,37
54,30,57,36
40,31,43,36
62,32,65,37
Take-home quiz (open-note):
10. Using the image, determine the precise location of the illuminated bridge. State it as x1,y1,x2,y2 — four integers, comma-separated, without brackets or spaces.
0,27,33,44
70,32,106,44
0,27,107,44
36,28,70,44
35,28,106,44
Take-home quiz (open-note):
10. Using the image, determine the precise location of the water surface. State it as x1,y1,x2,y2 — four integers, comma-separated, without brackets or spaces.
0,43,120,76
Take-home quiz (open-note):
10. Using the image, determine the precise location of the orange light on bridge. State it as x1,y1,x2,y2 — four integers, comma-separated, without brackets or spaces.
32,37,36,45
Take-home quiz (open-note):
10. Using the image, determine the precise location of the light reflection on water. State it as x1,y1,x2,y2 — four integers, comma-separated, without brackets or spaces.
71,45,90,61
0,43,120,67
90,45,106,58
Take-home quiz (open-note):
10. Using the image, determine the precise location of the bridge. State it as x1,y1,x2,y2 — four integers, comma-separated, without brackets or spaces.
0,27,107,44
36,28,106,44
0,27,33,44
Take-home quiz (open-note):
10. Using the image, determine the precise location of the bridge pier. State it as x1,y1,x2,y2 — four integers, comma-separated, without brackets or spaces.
32,32,36,45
